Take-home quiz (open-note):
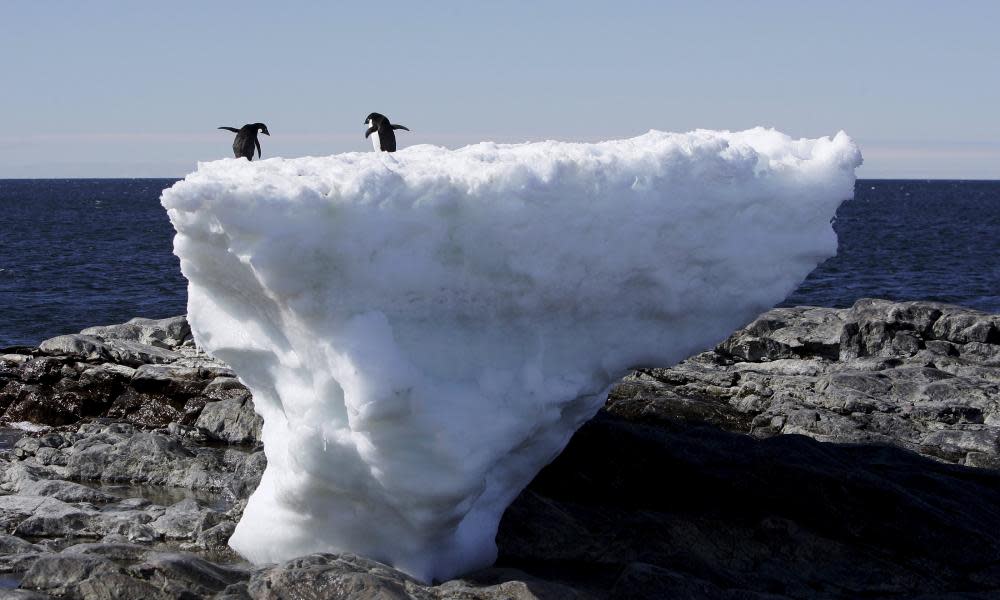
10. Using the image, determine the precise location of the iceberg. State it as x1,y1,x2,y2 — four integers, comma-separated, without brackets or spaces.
161,128,861,583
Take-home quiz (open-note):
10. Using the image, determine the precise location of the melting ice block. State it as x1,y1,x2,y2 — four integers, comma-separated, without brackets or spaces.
161,128,861,582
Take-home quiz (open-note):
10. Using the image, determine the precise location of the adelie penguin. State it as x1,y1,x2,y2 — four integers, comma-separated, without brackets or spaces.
364,113,409,152
218,123,270,161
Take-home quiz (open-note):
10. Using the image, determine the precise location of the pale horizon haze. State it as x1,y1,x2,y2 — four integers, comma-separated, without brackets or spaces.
2,1,998,179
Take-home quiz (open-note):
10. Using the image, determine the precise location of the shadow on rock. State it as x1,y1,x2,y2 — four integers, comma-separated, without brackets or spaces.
498,411,1000,599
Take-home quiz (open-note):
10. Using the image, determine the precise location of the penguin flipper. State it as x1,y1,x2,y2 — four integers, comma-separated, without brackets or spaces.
255,137,262,159
218,127,240,133
391,124,410,131
365,126,377,139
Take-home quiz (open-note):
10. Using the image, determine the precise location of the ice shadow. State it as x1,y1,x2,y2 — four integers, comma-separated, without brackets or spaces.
496,410,1000,599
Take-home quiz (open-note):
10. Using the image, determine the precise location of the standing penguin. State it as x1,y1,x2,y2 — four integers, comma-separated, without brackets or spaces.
218,123,270,160
364,113,409,152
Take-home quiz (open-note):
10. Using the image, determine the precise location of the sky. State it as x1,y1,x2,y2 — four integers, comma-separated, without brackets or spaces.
1,1,998,179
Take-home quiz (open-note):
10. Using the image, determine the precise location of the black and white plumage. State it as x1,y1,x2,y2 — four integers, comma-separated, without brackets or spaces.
364,113,409,152
218,123,270,160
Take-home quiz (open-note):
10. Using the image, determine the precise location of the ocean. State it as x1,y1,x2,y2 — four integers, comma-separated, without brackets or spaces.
0,179,997,348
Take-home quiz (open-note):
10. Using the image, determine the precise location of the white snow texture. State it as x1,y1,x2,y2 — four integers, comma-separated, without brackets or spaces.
161,128,861,583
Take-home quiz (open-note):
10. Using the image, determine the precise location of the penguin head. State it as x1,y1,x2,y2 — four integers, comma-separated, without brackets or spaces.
364,113,386,128
254,123,270,136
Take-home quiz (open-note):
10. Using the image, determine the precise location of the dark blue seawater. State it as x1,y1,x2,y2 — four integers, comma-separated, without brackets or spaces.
0,179,998,347
0,179,185,347
782,180,1000,311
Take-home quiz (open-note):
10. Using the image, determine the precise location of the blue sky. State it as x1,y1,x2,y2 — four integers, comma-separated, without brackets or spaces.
2,1,998,178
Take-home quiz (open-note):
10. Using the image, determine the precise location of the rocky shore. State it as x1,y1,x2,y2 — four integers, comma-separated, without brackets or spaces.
0,299,998,599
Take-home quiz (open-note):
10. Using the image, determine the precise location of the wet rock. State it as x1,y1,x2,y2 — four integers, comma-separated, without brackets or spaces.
17,480,116,504
150,499,221,540
131,365,208,398
7,316,228,427
0,496,95,538
4,387,86,426
181,397,208,426
23,423,264,503
0,354,30,380
18,358,70,385
106,389,184,428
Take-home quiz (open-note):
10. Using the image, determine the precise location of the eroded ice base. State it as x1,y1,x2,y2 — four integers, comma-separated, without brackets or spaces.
161,128,861,582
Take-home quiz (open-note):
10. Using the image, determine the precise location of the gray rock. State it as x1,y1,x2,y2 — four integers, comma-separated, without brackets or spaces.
105,388,185,428
37,335,111,362
202,376,251,403
150,499,221,540
131,364,209,397
5,302,1000,599
0,534,42,555
134,552,248,596
14,545,249,599
18,480,116,504
195,396,262,446
10,316,228,428
38,335,181,367
19,553,154,599
196,520,236,550
0,590,52,600
45,423,265,502
244,553,584,600
102,340,183,367
0,496,95,538
608,298,1000,466
81,316,191,349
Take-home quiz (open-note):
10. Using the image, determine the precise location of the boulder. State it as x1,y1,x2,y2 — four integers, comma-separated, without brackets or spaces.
195,396,262,446
38,335,110,362
81,316,191,349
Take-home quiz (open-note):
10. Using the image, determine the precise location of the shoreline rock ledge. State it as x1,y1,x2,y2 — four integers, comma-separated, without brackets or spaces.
0,297,996,599
609,297,1000,467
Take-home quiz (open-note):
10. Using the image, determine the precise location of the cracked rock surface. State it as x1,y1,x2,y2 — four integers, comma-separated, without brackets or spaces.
609,298,1000,468
0,300,998,598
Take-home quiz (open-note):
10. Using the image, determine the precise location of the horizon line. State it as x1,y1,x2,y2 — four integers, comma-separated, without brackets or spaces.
2,176,1000,182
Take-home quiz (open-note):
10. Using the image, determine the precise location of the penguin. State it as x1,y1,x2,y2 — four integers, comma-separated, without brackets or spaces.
364,113,409,152
218,123,270,160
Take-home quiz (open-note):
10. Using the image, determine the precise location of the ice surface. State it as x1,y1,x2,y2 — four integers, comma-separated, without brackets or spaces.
161,128,861,582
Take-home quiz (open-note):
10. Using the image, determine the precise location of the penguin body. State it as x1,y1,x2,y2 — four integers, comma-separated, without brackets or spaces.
218,123,270,160
364,113,409,152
